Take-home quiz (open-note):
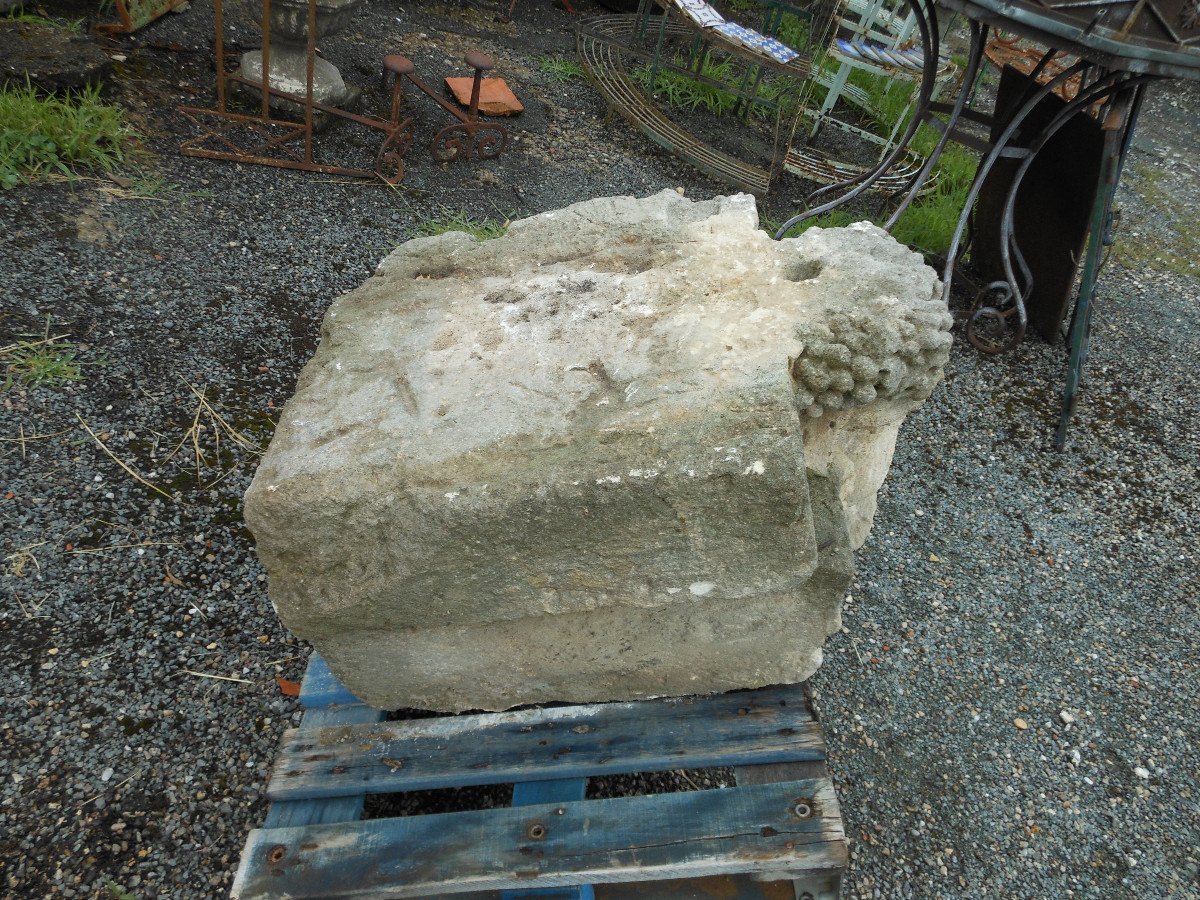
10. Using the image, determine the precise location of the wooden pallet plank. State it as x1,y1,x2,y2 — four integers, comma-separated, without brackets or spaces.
299,653,365,708
263,707,387,829
268,684,821,801
735,761,846,893
233,777,844,898
360,877,797,900
505,779,593,900
263,656,387,829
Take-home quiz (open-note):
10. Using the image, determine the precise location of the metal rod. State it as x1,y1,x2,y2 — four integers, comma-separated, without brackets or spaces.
217,77,397,131
305,0,316,163
261,0,272,120
1054,112,1125,449
884,20,988,228
937,60,1096,306
214,0,226,111
989,73,1153,342
1055,80,1148,447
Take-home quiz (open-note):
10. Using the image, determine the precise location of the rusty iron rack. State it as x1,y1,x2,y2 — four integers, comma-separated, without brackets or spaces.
179,0,412,182
230,654,847,899
381,51,510,164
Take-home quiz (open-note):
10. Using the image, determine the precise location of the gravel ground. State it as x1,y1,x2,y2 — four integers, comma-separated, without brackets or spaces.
0,2,1197,897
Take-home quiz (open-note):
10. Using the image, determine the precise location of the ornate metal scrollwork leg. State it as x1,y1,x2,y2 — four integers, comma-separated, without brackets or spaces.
967,281,1027,353
375,119,415,184
431,123,473,163
473,124,508,159
431,122,508,162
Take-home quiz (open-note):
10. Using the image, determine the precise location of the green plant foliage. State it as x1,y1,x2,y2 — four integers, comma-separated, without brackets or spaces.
0,83,136,188
772,67,980,254
409,212,508,241
762,208,857,238
773,11,811,51
537,56,586,81
4,11,85,30
2,338,82,389
632,56,742,116
632,52,799,121
889,145,976,254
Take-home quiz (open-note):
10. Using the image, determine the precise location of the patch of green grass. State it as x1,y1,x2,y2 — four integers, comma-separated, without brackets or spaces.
633,55,742,116
409,211,508,241
762,208,857,238
792,143,977,257
2,323,82,390
633,52,798,120
888,145,976,255
537,55,586,81
5,12,85,31
0,83,137,188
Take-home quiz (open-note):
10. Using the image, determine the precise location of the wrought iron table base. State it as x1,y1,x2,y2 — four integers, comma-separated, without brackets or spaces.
773,0,1170,447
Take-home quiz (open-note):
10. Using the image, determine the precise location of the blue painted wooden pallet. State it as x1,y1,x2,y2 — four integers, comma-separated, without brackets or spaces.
231,655,847,899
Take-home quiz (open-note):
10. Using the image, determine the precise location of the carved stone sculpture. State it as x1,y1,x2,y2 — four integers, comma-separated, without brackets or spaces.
245,191,951,710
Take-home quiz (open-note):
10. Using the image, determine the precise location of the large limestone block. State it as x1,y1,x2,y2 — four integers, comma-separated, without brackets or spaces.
245,190,951,711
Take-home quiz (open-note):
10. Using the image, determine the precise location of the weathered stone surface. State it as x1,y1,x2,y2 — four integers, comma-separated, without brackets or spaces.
245,190,950,710
238,50,352,110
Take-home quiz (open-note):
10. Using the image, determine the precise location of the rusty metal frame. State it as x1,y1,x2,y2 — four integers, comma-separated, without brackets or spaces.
178,0,412,183
383,54,511,164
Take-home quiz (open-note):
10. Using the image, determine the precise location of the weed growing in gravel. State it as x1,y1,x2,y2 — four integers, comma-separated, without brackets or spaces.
0,83,137,188
1,331,81,389
103,880,137,900
103,172,216,203
409,211,509,241
4,11,85,30
538,56,586,81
